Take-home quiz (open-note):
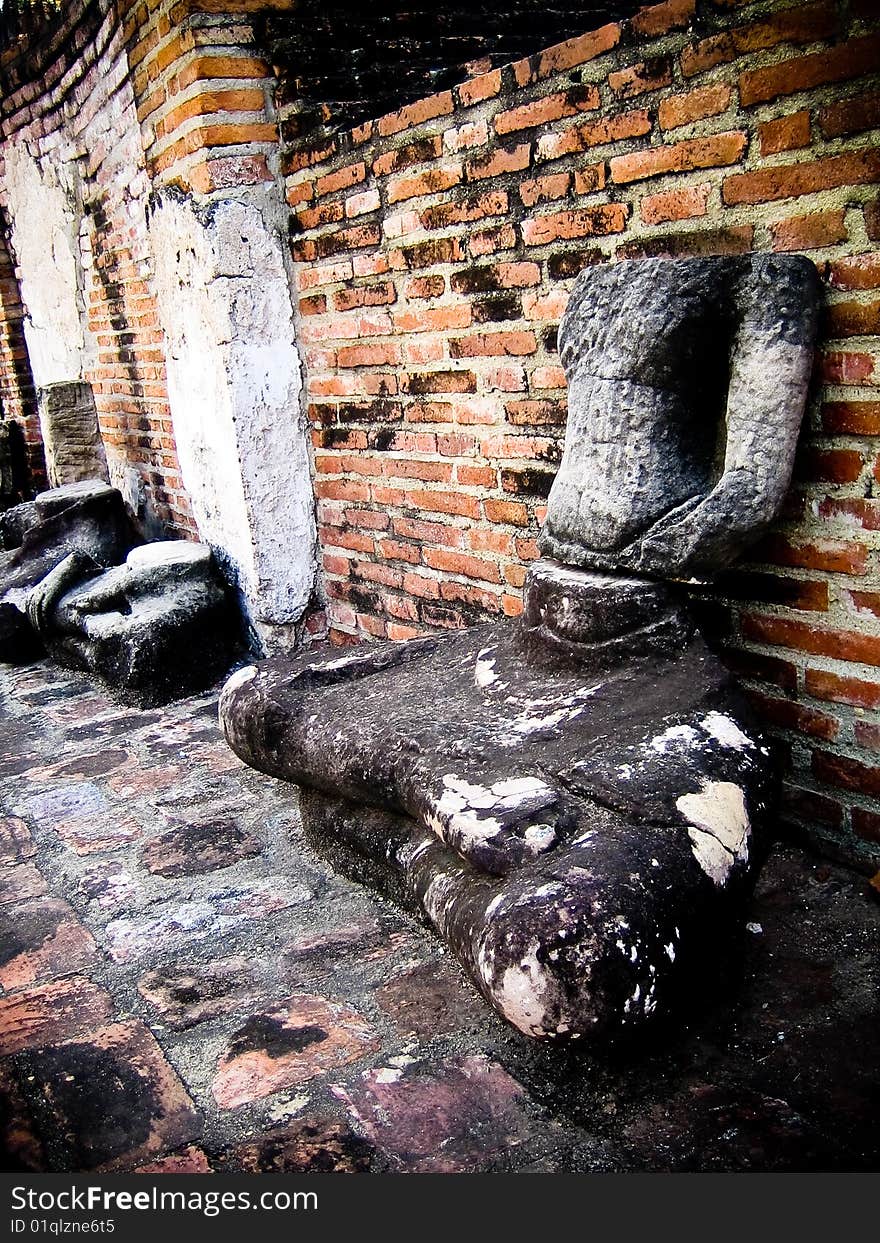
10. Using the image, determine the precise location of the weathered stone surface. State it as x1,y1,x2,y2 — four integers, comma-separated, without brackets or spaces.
137,957,260,1030
140,817,261,877
0,861,46,906
0,977,114,1056
540,255,820,581
28,541,240,705
104,877,311,964
0,816,34,863
221,614,774,1041
0,897,98,989
37,381,109,488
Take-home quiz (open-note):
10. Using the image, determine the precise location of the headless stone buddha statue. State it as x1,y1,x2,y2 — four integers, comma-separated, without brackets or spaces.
220,255,820,1043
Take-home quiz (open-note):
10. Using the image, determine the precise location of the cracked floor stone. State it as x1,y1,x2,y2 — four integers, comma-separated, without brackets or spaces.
0,658,877,1172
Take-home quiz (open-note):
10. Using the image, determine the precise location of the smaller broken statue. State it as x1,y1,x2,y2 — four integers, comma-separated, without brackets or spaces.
0,479,134,662
27,541,239,707
220,254,820,1043
0,479,240,704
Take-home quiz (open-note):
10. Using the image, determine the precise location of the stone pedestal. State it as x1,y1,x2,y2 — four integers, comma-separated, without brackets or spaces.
221,562,775,1041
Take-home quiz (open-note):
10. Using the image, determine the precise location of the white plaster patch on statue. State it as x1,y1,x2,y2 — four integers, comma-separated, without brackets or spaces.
700,711,753,750
422,871,458,933
223,665,257,693
373,1067,402,1084
474,646,500,688
321,652,384,673
648,723,700,753
677,780,751,887
524,823,557,853
493,943,552,1037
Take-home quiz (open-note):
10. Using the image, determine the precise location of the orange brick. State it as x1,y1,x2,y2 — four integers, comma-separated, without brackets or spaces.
315,163,366,198
482,499,529,528
723,149,880,205
825,299,880,339
748,691,839,741
337,342,402,368
770,209,848,252
640,182,711,225
658,83,731,130
421,190,508,230
739,35,880,107
798,446,864,484
820,91,880,139
681,1,838,78
806,668,880,709
465,143,531,182
392,305,472,333
519,172,571,207
373,137,442,178
829,254,880,291
522,204,628,245
813,750,880,800
612,132,746,184
175,54,271,89
573,164,607,195
423,548,501,583
608,57,673,100
758,110,811,155
494,86,599,136
450,331,538,358
387,165,462,204
822,400,880,435
535,22,621,79
378,91,454,138
458,69,503,107
743,613,880,667
537,110,651,160
632,0,695,38
333,282,396,312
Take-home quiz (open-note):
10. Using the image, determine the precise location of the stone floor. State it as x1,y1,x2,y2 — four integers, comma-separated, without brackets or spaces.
0,656,877,1174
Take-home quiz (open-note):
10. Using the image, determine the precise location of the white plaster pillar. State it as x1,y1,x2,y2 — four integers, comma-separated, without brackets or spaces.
4,142,90,387
147,188,317,652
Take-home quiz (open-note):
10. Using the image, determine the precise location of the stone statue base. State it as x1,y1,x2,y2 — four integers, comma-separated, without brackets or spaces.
220,561,775,1042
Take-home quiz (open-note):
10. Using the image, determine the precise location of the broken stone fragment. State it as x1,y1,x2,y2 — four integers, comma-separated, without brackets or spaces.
27,540,240,706
0,480,136,661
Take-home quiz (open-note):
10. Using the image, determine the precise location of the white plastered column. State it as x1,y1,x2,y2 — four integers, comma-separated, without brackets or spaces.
4,142,90,386
147,187,317,652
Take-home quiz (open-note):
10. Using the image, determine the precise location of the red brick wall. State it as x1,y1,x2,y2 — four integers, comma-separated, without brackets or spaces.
0,0,195,534
281,0,880,869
